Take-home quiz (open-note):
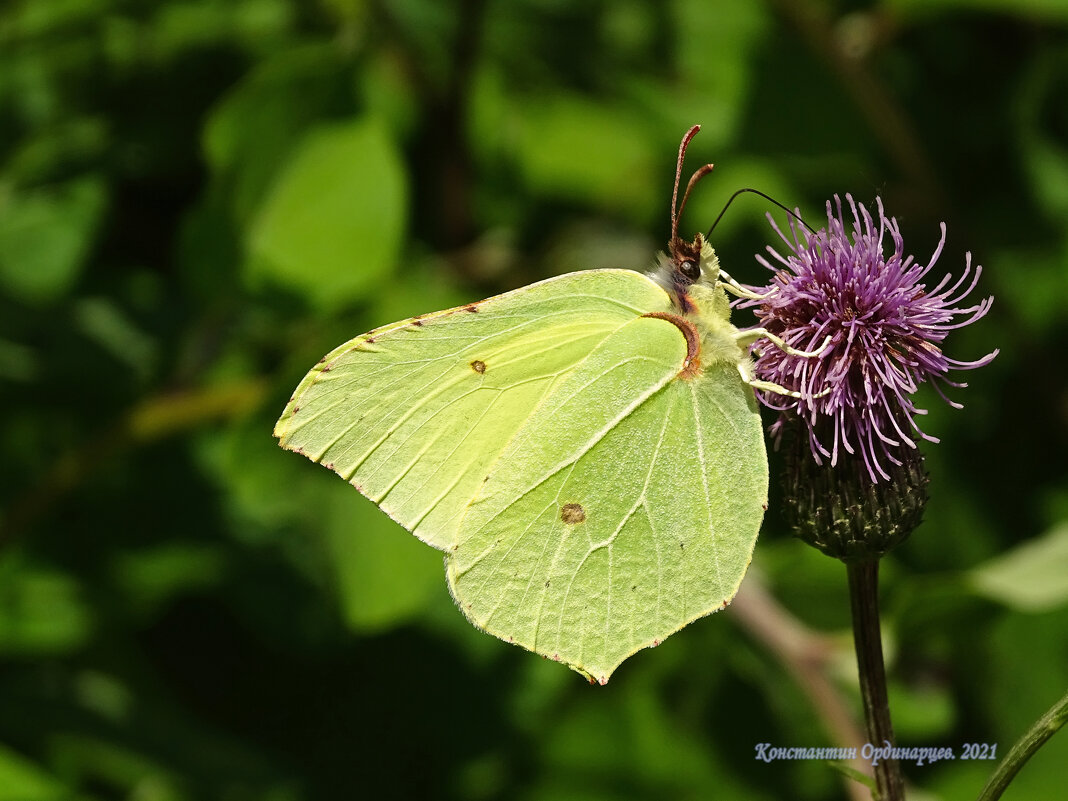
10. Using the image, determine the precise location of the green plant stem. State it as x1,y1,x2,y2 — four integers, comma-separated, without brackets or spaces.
847,560,904,801
976,688,1068,801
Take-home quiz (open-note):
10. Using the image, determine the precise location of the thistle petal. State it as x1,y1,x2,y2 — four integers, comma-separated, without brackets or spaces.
743,195,998,482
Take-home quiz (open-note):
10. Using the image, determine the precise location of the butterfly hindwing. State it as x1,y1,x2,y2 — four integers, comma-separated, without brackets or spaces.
447,317,766,682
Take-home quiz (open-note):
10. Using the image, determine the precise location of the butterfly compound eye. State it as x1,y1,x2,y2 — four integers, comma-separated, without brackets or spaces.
680,260,700,281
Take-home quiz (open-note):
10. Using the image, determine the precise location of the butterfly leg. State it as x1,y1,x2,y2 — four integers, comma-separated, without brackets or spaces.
735,361,806,399
734,327,831,358
735,358,831,399
718,270,773,300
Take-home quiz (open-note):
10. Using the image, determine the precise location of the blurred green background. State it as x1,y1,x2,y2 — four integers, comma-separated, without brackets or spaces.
2,0,1067,799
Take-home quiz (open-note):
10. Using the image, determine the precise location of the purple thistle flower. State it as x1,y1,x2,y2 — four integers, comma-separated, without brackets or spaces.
743,194,998,483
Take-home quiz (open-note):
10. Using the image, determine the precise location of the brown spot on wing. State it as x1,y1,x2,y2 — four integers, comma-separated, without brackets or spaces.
560,503,586,524
470,359,487,374
464,304,479,313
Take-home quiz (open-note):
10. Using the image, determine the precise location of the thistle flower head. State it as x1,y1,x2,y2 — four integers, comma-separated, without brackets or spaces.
744,194,998,483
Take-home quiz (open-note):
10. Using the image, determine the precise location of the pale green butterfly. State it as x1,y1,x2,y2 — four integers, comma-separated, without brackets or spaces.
274,126,818,683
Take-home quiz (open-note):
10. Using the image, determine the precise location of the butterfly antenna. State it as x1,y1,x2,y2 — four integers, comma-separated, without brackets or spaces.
677,163,716,229
671,125,702,245
706,187,817,239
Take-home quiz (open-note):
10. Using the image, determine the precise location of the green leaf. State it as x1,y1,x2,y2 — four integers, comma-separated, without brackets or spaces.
980,608,1068,799
887,679,955,740
0,744,68,801
247,117,407,312
468,86,657,220
150,0,293,59
532,679,771,801
0,175,107,305
0,338,37,382
1016,50,1068,223
667,0,769,146
969,523,1068,612
0,553,93,655
3,116,108,184
887,0,1068,22
514,98,656,216
202,44,348,222
324,488,443,633
989,244,1068,338
72,296,158,381
110,544,227,620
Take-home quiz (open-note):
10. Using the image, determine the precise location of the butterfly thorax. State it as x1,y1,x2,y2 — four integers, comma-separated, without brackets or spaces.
649,234,742,370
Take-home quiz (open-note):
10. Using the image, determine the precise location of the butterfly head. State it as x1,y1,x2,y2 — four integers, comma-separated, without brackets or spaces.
651,232,721,315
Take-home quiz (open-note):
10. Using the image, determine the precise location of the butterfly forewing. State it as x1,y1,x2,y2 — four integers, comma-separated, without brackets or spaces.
274,270,673,550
